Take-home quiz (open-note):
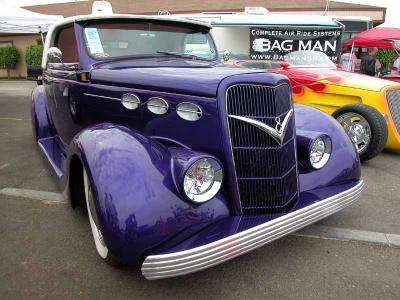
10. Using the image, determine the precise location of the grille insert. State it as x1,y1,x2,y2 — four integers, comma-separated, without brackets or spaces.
226,84,299,215
386,89,400,135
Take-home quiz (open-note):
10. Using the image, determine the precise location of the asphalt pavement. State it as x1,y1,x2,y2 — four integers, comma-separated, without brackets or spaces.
0,81,399,299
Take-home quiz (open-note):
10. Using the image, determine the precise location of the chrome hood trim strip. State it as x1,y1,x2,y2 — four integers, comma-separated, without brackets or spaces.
142,181,364,280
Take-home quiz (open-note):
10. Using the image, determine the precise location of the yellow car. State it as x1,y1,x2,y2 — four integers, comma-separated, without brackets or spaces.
230,51,400,161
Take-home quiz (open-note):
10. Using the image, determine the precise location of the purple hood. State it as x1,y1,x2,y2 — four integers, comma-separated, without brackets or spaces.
89,58,278,97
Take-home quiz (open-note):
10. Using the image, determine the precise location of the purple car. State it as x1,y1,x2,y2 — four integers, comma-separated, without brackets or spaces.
31,14,363,279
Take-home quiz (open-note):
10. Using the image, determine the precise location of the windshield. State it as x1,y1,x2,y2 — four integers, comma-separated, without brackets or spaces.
83,20,217,61
284,50,335,68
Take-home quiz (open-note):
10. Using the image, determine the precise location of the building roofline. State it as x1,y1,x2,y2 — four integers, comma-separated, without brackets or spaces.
51,13,212,28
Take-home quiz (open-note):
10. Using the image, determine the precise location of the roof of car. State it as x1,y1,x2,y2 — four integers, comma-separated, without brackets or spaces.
42,13,212,68
51,13,212,29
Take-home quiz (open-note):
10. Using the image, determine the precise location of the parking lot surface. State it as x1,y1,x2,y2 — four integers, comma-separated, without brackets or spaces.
1,81,399,299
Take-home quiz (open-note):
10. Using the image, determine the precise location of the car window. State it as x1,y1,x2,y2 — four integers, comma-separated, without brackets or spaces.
82,20,217,61
55,26,79,63
183,34,212,57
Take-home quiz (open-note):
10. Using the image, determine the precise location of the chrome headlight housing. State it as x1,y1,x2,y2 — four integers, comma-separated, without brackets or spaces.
121,93,140,110
147,97,169,115
176,102,203,121
309,136,332,169
183,157,223,203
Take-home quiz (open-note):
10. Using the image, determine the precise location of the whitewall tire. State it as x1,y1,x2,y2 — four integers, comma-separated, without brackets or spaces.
83,169,109,259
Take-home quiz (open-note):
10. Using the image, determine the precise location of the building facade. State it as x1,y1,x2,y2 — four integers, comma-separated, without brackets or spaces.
0,0,386,78
24,0,386,23
0,34,41,78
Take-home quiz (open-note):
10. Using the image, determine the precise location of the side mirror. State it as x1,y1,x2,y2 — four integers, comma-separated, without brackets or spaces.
279,61,290,68
46,47,63,64
222,50,231,62
27,65,43,85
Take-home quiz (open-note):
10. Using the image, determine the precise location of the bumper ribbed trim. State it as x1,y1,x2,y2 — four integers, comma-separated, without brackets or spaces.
142,181,364,280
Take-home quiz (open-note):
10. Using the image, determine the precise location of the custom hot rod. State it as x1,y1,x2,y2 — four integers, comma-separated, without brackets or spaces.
31,14,363,279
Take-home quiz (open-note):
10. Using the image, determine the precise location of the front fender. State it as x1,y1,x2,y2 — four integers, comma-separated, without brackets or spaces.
68,123,230,264
294,104,361,192
31,85,52,141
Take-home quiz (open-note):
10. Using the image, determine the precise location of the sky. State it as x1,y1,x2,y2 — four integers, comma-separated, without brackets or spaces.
1,0,398,25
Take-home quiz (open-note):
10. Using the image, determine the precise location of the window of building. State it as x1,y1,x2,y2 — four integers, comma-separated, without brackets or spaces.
0,41,13,47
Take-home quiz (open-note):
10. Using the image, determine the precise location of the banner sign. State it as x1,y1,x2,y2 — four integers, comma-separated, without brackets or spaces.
250,27,342,62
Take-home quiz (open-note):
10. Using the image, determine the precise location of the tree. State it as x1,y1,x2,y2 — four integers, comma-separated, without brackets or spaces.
377,48,397,71
0,46,19,79
25,45,43,66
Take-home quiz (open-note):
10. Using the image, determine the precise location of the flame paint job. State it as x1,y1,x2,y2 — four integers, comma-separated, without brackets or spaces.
229,60,400,152
283,67,400,152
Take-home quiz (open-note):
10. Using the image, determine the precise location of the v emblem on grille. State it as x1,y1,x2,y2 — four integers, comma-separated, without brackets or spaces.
229,109,293,145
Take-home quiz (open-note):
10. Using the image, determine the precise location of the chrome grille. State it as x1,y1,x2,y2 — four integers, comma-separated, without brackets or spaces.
226,84,299,215
386,89,400,135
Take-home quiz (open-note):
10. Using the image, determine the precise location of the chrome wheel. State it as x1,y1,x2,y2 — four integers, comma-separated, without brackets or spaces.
83,169,108,259
336,112,371,154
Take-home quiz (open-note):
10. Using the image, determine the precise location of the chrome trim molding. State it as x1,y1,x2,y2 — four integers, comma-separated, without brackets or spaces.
147,97,169,115
121,93,141,110
142,180,363,280
229,108,293,146
176,102,203,121
83,93,121,101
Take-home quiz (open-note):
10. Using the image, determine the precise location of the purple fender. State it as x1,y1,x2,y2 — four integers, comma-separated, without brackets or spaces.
67,123,231,264
293,104,361,192
31,85,52,141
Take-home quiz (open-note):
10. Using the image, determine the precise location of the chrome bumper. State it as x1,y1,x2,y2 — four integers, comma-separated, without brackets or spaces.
142,181,364,280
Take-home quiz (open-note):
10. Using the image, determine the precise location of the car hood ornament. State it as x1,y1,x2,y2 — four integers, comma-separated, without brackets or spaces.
229,109,293,145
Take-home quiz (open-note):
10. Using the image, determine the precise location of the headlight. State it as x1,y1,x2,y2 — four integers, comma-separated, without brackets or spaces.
183,158,223,203
309,136,332,169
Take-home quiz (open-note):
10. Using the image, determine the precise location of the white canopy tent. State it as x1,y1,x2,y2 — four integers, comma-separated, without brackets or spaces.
377,21,400,28
0,6,62,35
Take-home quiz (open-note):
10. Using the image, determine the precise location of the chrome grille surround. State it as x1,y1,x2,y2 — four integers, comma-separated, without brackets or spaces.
225,83,299,215
386,89,400,135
